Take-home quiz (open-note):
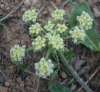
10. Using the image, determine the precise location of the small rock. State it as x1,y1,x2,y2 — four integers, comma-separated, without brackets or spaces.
24,0,31,8
21,7,26,13
5,7,10,10
16,77,22,83
0,4,4,9
56,0,61,5
42,10,48,15
9,65,15,73
25,78,32,86
61,72,67,78
5,82,10,87
20,81,24,87
93,8,100,17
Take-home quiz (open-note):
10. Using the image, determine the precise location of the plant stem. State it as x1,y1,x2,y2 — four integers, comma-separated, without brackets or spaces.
85,33,99,51
58,51,93,92
25,47,34,52
63,36,72,39
45,46,52,60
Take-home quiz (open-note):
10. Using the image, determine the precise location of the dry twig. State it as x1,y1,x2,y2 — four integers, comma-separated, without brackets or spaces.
60,0,69,8
0,0,25,22
78,66,100,92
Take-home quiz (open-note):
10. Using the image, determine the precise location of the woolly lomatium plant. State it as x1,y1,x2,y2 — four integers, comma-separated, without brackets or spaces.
10,2,100,92
22,10,38,23
35,58,54,78
10,45,25,64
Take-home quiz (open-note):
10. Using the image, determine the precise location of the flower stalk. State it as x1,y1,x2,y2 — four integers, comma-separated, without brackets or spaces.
45,46,52,60
58,51,93,92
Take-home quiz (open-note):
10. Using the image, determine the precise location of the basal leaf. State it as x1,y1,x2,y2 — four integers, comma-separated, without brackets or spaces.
20,63,28,72
69,2,100,52
69,2,93,27
49,83,69,92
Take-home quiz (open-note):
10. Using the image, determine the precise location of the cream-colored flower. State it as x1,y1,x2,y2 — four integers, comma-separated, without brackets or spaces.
10,45,25,64
22,10,38,23
29,23,42,36
56,23,68,33
51,9,66,21
35,57,54,78
44,20,54,32
32,36,46,51
69,26,86,43
47,34,64,50
76,11,93,30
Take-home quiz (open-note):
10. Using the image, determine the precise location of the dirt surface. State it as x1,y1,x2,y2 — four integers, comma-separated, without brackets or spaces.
0,0,100,92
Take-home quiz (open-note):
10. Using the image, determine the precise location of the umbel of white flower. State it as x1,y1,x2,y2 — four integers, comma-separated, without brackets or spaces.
32,36,46,51
22,10,38,23
10,45,25,64
35,58,54,78
46,33,64,50
29,23,42,36
44,20,54,32
56,23,68,33
69,26,86,43
51,9,66,21
76,11,93,30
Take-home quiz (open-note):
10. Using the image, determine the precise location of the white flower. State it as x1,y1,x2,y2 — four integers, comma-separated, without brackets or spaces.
69,26,86,43
46,33,64,50
22,10,38,23
10,45,25,64
44,20,54,32
51,9,66,21
76,11,93,30
32,36,46,51
29,23,42,36
56,23,68,33
35,57,54,78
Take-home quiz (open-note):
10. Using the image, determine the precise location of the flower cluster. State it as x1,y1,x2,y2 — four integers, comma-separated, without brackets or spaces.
10,45,25,64
29,23,42,36
35,57,54,78
51,9,66,21
44,20,54,32
32,36,46,51
22,10,38,23
76,11,93,30
69,27,86,43
46,33,64,50
56,24,68,33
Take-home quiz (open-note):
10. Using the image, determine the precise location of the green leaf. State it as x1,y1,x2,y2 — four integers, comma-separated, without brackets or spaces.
69,2,100,52
65,49,74,61
69,2,93,27
49,70,58,79
20,63,28,72
49,83,69,92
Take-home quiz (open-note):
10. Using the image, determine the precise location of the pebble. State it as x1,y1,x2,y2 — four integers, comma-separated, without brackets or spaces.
61,72,67,78
5,82,10,87
42,9,48,15
24,0,31,8
93,8,100,17
20,81,24,87
16,77,22,83
56,0,61,5
25,77,32,86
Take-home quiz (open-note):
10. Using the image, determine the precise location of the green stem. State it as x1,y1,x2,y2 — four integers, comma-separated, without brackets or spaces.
25,47,34,52
63,36,72,39
85,33,99,51
58,51,93,92
45,46,52,60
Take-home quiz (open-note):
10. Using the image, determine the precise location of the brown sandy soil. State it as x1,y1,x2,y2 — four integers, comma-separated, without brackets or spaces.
0,0,100,92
